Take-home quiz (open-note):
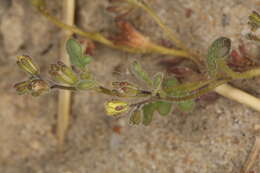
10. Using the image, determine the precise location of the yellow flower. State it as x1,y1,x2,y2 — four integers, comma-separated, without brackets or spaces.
105,100,129,116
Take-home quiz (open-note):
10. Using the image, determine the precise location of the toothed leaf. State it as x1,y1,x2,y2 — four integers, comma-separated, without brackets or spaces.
66,39,92,70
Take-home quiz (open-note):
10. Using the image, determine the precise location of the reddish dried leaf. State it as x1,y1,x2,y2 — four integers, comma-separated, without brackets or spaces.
110,20,151,48
78,39,96,56
228,49,257,72
229,49,243,67
85,40,96,56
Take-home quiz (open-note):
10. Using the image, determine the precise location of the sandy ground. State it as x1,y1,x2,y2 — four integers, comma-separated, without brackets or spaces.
0,0,260,173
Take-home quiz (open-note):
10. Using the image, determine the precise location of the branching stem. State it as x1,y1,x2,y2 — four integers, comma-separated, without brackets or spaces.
33,4,196,62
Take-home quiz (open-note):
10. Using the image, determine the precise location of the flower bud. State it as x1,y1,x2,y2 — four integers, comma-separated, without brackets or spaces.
112,81,138,97
129,109,142,125
28,79,49,96
79,70,91,80
49,61,78,85
14,80,31,95
16,55,39,76
120,86,138,96
112,81,130,89
14,79,49,96
104,100,129,116
248,11,260,31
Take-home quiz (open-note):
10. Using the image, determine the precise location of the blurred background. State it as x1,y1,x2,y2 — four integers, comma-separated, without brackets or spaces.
0,0,260,172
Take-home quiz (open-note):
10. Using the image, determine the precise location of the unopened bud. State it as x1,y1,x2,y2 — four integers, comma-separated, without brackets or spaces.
17,55,39,76
248,11,260,31
28,79,49,96
129,109,142,125
112,81,138,97
58,61,78,82
112,81,131,88
104,100,129,116
14,79,49,96
14,80,31,95
49,62,78,85
80,70,91,80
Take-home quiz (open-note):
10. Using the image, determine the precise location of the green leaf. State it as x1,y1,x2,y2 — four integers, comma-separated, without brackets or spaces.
131,61,152,86
162,77,178,89
152,72,163,95
206,37,231,78
81,55,92,66
162,76,195,113
66,39,92,70
66,39,82,66
142,103,156,126
176,100,195,112
155,101,172,116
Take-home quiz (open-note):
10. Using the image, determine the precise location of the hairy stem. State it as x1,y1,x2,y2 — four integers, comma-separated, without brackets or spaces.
31,3,196,61
219,59,260,79
51,84,76,91
164,78,217,94
160,78,230,102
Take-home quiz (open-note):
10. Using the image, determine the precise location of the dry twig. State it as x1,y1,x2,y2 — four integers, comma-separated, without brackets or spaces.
215,84,260,112
241,136,260,173
57,0,75,147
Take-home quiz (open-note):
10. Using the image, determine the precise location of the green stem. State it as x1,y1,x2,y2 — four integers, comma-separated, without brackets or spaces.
51,76,231,102
158,78,230,102
50,84,76,91
164,78,217,94
218,59,260,79
130,98,155,107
